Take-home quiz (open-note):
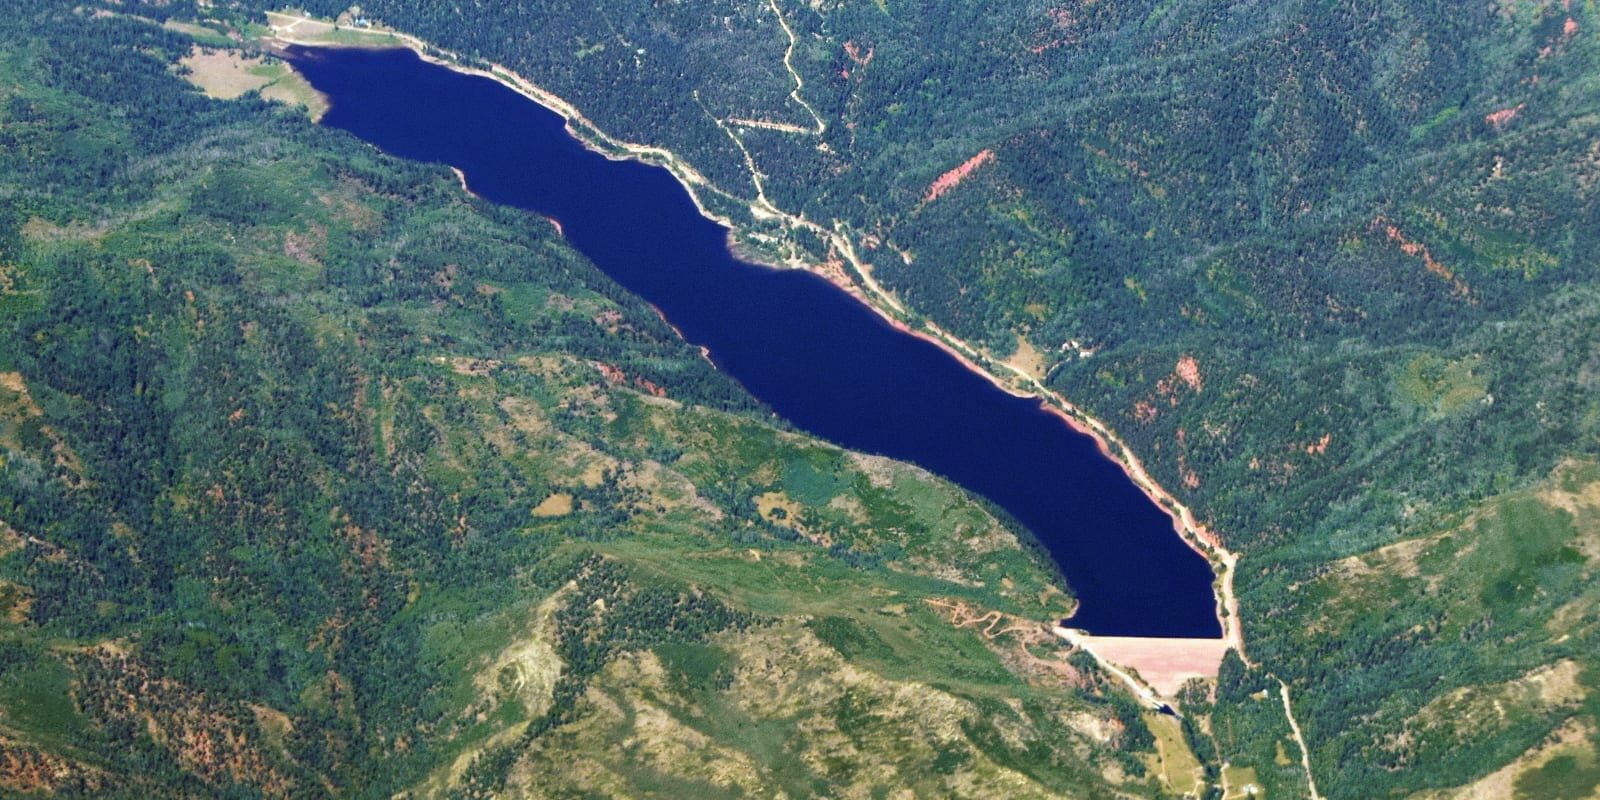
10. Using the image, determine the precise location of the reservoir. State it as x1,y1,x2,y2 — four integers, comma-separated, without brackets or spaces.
285,45,1221,638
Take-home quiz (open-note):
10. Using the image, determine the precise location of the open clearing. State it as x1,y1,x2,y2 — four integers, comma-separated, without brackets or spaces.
162,19,232,46
179,47,327,119
265,11,405,48
1222,764,1263,798
530,493,574,518
1145,710,1202,795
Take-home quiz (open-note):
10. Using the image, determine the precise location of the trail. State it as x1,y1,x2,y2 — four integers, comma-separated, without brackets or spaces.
691,0,827,206
697,92,774,207
1278,678,1323,800
726,117,815,134
1053,627,1170,713
765,0,826,136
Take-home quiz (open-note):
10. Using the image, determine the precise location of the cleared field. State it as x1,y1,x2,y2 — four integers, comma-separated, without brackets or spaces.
1145,710,1203,795
1222,764,1262,798
530,492,574,518
179,47,328,119
1394,352,1489,418
180,48,275,99
265,11,405,48
162,19,232,46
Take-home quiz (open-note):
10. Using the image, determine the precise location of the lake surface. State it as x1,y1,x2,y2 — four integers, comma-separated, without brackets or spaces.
286,46,1221,638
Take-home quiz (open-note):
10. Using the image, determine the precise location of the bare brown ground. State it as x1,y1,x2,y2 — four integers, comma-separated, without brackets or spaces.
923,149,995,202
180,47,274,99
1002,335,1047,380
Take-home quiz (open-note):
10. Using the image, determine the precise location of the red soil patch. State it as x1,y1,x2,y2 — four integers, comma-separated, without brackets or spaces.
1133,400,1158,423
593,308,625,333
282,224,326,266
843,40,873,67
1485,103,1525,128
1027,7,1083,54
1377,218,1472,299
633,377,667,397
71,648,292,793
923,149,995,202
593,361,665,397
1304,433,1331,456
1173,355,1202,392
0,738,103,794
1144,354,1205,417
342,522,390,570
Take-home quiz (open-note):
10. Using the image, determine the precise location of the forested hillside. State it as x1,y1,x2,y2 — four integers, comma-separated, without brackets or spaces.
0,3,1200,796
214,0,1600,797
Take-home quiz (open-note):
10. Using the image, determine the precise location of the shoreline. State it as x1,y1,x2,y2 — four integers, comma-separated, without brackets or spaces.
262,13,1243,653
264,13,753,237
884,309,1245,652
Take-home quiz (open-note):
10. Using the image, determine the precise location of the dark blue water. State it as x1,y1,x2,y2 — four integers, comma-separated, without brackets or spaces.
286,46,1220,638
